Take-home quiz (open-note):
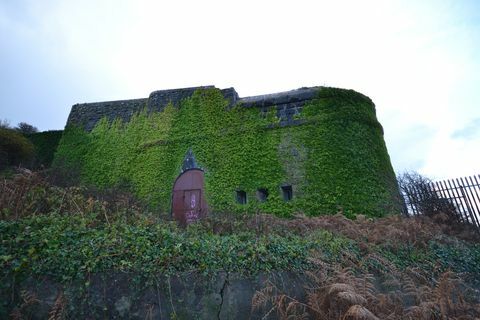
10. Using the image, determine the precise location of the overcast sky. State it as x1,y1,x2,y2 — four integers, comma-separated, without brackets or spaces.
0,0,479,180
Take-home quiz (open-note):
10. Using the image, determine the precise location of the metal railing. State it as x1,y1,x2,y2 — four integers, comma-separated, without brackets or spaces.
402,174,480,230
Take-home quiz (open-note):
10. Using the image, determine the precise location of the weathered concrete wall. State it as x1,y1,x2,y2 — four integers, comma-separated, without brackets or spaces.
65,86,322,131
66,86,240,131
148,86,239,112
66,98,148,131
238,86,321,127
2,272,309,319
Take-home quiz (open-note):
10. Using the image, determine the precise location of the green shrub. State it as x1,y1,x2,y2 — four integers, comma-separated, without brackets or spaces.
0,213,345,281
26,130,63,168
0,128,34,170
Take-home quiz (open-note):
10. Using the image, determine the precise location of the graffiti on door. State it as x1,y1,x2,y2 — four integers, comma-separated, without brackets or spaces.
184,190,201,224
172,169,207,225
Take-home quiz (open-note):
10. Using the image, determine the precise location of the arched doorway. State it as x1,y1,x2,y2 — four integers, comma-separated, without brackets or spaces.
171,169,208,225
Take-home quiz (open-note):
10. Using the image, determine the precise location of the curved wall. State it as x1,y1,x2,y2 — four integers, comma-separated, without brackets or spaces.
56,86,400,217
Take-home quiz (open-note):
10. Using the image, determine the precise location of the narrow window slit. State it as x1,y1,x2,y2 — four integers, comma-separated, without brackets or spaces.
257,188,269,202
282,185,293,201
236,190,247,204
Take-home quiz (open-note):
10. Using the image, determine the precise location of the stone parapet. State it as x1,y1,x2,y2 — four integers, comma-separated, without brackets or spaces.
66,86,322,131
66,98,148,131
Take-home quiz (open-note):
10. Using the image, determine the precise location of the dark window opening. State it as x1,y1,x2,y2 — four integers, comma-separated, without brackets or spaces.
282,185,293,201
257,188,269,202
236,190,247,205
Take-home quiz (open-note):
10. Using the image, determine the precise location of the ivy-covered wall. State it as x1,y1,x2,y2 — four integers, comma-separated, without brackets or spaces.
54,87,399,218
27,130,63,168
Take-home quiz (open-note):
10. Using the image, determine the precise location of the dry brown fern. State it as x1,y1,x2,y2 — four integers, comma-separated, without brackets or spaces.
48,291,66,320
325,269,378,318
252,279,322,319
342,305,379,320
9,308,22,320
144,303,155,320
253,267,480,320
252,280,275,312
433,271,470,319
9,290,40,320
249,212,480,320
373,292,404,319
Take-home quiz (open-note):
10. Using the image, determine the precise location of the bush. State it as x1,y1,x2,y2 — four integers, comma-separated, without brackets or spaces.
15,122,38,135
0,128,34,170
397,171,457,220
26,130,63,168
0,169,148,222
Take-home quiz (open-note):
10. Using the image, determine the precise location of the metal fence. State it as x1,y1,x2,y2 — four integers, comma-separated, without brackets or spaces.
402,174,480,230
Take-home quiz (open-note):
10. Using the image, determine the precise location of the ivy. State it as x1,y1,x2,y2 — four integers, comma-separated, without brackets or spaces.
377,240,480,284
26,130,63,168
54,87,399,217
0,214,351,281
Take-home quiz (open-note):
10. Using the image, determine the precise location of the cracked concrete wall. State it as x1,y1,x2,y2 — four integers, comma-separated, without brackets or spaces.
2,272,309,319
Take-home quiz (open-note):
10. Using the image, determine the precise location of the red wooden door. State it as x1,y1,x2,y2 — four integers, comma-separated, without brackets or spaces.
172,169,207,225
184,189,201,224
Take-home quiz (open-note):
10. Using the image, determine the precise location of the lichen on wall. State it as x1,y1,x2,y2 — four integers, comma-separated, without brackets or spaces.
54,87,400,217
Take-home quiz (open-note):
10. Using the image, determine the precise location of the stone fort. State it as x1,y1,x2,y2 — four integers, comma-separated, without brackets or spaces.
60,85,399,222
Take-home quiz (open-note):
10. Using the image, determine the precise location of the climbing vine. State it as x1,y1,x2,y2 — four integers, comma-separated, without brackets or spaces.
26,130,63,168
54,87,399,217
